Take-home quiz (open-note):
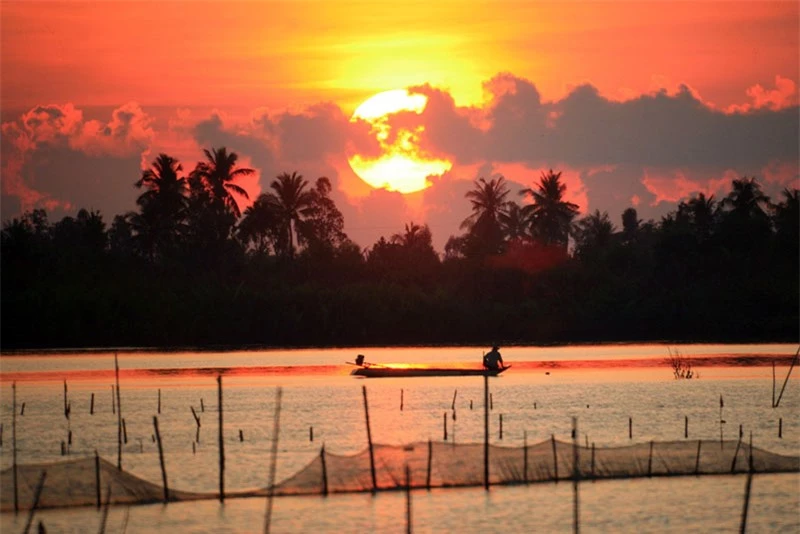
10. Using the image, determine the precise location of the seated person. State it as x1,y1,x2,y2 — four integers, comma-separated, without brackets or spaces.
483,346,504,370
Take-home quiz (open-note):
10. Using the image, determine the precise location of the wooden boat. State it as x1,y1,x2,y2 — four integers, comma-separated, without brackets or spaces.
348,355,510,378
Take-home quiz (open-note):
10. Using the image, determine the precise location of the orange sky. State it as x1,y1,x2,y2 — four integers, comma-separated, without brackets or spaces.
1,1,798,251
3,1,797,111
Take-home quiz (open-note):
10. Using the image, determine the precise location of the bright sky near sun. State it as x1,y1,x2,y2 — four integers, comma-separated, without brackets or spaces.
1,1,798,251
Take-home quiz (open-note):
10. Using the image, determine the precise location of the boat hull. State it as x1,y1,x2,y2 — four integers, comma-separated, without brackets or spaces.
351,367,508,378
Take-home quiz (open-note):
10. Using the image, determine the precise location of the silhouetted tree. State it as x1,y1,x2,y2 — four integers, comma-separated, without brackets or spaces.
498,201,530,241
133,154,188,260
621,207,641,245
190,147,253,218
460,176,510,257
573,210,615,261
297,177,349,256
261,171,315,258
520,170,579,251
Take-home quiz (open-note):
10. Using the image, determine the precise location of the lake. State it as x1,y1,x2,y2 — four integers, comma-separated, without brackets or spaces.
1,343,798,532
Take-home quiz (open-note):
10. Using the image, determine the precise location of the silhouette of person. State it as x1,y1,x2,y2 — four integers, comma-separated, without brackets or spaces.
483,346,504,370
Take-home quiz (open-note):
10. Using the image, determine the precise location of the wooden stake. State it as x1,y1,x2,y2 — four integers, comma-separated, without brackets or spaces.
774,346,799,408
731,435,742,473
695,440,702,475
22,470,46,534
685,415,688,439
217,375,224,503
572,417,580,534
523,431,528,485
490,393,493,410
591,443,595,479
115,353,122,470
122,418,128,444
201,398,205,412
264,387,283,534
153,416,169,503
111,385,115,414
95,450,101,508
551,434,559,482
309,426,313,442
320,444,328,496
90,393,95,415
12,382,18,514
443,412,447,441
362,385,377,493
400,389,404,411
20,403,25,416
158,388,161,414
426,439,432,490
779,417,783,438
405,464,412,534
239,429,244,442
483,375,489,491
628,417,632,440
772,361,776,407
451,389,458,410
647,441,653,477
499,414,503,440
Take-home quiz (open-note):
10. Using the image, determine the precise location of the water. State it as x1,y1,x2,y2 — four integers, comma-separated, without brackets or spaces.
1,343,798,532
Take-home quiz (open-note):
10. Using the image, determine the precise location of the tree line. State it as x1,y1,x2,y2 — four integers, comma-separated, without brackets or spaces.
2,147,797,349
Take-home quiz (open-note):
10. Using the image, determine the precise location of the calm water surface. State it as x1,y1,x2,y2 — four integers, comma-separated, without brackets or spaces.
1,343,798,532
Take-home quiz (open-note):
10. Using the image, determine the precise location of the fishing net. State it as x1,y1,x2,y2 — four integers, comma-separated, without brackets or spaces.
2,439,798,511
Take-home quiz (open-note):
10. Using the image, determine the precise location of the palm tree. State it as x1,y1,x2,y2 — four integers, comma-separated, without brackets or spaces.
460,176,510,256
721,177,771,221
191,147,253,218
133,154,188,259
498,201,531,241
262,171,315,258
573,210,615,260
237,194,282,255
520,170,579,250
685,193,716,241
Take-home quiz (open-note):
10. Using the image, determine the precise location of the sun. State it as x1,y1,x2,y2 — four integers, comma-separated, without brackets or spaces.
347,89,452,194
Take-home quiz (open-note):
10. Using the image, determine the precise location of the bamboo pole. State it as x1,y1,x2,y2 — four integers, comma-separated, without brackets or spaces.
12,381,18,514
158,388,162,414
98,483,112,534
648,441,653,477
628,417,632,440
95,450,101,508
572,417,580,534
111,385,115,414
263,387,283,534
22,470,47,534
90,393,95,415
320,444,328,496
483,374,489,491
217,375,225,503
499,414,503,440
115,353,122,470
731,434,742,473
426,439,432,490
153,416,169,503
774,345,799,408
400,389,404,412
591,443,595,479
685,415,688,439
695,440,702,475
451,389,457,410
523,431,528,485
772,361,776,407
552,434,559,482
363,385,377,493
405,464,412,534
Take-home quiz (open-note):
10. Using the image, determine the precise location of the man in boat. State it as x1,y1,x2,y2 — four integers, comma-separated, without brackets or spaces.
483,346,504,370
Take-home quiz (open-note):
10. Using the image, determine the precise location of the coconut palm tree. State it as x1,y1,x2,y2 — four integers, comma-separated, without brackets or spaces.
191,147,253,218
520,170,579,250
237,194,282,255
460,176,510,256
262,171,316,258
685,193,717,241
133,154,188,259
573,210,615,260
498,201,530,241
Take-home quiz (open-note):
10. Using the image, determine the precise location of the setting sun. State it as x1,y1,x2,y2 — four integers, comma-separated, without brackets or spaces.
347,89,452,194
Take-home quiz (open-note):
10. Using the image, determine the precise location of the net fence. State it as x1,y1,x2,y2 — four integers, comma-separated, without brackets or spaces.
2,439,798,511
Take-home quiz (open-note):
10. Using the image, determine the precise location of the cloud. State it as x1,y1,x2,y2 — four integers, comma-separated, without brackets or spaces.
2,73,797,254
1,102,154,219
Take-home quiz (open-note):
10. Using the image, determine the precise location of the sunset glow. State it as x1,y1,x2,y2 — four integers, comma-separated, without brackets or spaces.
348,89,452,193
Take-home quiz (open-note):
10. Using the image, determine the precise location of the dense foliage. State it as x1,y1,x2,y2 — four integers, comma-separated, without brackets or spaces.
2,149,797,349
